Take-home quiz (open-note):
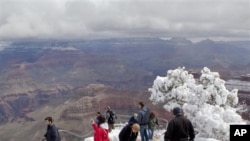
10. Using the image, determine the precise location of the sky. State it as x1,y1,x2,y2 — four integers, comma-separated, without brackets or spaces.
0,0,249,41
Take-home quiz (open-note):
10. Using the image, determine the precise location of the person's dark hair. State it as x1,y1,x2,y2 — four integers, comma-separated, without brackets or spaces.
173,107,183,116
138,102,144,107
97,112,101,115
97,115,106,126
150,112,155,118
45,117,53,122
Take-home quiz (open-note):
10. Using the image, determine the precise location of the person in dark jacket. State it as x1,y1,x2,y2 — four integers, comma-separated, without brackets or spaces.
128,113,138,124
164,107,195,141
106,106,117,132
43,117,61,141
137,102,150,141
119,123,140,141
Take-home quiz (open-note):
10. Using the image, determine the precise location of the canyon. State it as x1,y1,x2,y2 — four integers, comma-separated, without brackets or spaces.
0,38,249,140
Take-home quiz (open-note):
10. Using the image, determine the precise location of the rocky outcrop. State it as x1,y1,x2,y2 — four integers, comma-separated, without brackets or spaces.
60,84,169,122
0,98,13,123
0,84,72,123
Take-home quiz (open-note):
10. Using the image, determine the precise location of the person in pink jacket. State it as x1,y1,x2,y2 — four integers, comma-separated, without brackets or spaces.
91,115,109,141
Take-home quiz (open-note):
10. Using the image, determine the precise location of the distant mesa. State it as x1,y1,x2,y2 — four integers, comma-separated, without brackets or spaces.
167,37,193,46
237,74,250,81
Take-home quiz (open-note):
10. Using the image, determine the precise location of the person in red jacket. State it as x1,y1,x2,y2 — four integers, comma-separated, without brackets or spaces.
91,115,109,141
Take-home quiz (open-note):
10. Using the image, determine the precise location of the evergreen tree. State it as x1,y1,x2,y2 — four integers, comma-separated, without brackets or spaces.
149,67,246,141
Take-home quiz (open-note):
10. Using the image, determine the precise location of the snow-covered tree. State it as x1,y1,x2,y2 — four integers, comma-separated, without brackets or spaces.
149,67,246,141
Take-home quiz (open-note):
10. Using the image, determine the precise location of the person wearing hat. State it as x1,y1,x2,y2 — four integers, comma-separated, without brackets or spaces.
119,123,140,141
164,107,195,141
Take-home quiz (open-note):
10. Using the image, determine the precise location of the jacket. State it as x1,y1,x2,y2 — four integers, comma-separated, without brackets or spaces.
92,123,109,141
106,110,116,124
148,117,159,129
44,124,61,141
128,116,138,124
119,124,138,141
164,115,195,141
137,106,150,125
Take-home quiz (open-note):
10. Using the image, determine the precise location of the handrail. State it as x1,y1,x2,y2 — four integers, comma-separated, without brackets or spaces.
58,114,168,139
58,130,93,138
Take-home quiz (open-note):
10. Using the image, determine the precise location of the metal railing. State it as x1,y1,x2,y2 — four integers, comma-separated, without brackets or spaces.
58,114,168,140
58,130,93,139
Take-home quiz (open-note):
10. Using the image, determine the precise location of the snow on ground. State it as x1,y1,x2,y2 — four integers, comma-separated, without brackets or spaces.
226,79,250,91
84,125,220,141
84,125,165,141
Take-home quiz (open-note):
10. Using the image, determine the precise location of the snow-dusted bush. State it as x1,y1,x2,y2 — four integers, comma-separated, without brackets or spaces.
149,67,246,141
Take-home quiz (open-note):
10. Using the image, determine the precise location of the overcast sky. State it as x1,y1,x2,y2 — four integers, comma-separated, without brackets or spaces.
0,0,249,41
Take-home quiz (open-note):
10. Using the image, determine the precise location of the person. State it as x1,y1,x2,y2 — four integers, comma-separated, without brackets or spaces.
91,115,109,141
148,112,159,140
106,106,117,132
128,113,138,124
137,102,150,141
43,117,61,141
95,112,104,124
119,123,140,141
164,107,195,141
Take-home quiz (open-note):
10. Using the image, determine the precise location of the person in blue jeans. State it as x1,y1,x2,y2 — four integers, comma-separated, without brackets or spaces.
137,102,150,141
148,112,159,140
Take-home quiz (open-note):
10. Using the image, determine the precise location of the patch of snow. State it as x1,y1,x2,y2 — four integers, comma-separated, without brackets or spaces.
43,46,78,51
0,41,11,51
85,126,221,141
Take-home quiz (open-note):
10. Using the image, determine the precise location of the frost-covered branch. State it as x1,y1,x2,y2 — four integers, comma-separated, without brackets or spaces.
149,67,246,141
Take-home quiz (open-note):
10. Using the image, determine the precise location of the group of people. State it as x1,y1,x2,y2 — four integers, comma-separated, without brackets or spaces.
91,102,157,141
91,106,117,141
42,102,195,141
119,102,159,141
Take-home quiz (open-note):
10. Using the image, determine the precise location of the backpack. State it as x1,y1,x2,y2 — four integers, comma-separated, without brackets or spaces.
107,111,116,124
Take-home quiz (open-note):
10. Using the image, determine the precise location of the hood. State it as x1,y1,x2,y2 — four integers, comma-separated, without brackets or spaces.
100,122,109,130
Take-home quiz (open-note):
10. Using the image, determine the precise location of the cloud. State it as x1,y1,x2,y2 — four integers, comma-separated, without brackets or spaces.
43,46,78,51
0,0,249,40
0,41,11,51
